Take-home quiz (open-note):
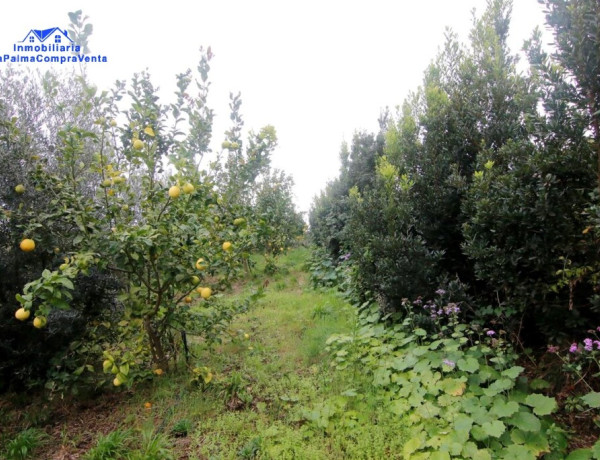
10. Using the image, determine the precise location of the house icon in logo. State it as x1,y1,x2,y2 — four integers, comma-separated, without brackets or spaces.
20,28,73,45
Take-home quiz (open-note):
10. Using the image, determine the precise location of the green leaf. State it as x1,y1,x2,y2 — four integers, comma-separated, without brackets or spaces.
391,354,418,371
373,368,391,386
529,378,551,390
565,449,593,460
414,328,427,337
454,414,474,434
500,444,537,460
490,399,519,418
457,356,480,373
510,430,550,456
501,366,524,379
59,278,75,290
483,378,514,396
592,439,600,458
525,393,557,415
403,436,422,456
430,452,450,460
508,411,541,432
51,298,70,310
481,420,505,438
581,392,600,409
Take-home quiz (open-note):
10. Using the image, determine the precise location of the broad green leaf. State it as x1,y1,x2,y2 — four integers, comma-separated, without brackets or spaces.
472,450,492,460
59,278,75,290
429,452,450,460
403,436,422,456
457,356,480,373
581,392,600,409
441,377,467,396
592,439,600,458
510,429,550,456
501,366,524,379
525,393,557,415
391,354,418,371
508,411,541,432
416,401,440,419
565,449,593,460
373,368,391,386
490,399,519,418
482,420,505,438
483,378,514,396
529,378,551,390
500,444,537,460
454,414,474,433
414,328,427,337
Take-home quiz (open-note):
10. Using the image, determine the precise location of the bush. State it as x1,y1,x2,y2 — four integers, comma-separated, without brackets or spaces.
462,140,597,342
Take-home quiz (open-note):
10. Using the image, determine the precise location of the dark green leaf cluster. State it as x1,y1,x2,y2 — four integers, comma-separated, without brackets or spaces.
309,0,600,343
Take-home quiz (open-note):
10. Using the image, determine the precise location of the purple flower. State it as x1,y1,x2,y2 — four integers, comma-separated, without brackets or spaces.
413,298,423,306
442,359,455,368
547,345,560,353
569,343,579,353
486,330,496,337
594,340,600,350
341,253,351,261
435,289,446,296
584,338,593,351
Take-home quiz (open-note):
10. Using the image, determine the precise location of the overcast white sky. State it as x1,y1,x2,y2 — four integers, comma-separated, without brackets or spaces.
1,1,551,215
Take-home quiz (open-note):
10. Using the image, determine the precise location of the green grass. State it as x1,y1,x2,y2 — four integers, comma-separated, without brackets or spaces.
4,247,407,458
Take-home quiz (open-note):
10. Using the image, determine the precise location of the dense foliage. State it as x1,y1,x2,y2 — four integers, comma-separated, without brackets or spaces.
0,15,303,395
309,0,600,344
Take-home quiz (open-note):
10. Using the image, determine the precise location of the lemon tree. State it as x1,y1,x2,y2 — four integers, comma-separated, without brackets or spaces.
10,48,267,385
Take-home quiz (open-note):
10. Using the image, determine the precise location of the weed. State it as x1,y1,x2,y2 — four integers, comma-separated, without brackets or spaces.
3,428,48,460
82,428,132,460
171,418,193,438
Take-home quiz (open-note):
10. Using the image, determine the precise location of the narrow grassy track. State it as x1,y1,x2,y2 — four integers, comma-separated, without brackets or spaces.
148,246,405,459
2,247,407,459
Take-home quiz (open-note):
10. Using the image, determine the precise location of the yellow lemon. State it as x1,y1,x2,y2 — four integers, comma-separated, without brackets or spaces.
200,287,212,299
133,139,144,150
20,239,35,252
33,316,47,329
183,183,195,194
184,296,193,304
168,185,181,199
15,184,25,194
222,241,232,252
15,308,30,321
195,258,207,270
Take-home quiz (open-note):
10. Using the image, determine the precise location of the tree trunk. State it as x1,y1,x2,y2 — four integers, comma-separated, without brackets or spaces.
144,317,168,372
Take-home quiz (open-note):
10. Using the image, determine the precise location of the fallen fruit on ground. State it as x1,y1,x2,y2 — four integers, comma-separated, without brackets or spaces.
15,184,25,194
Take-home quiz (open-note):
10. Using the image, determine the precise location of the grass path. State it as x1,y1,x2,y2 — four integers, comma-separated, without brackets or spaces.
159,246,405,459
2,247,406,459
